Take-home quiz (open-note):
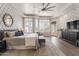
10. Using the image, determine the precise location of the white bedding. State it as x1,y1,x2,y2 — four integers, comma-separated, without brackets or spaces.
4,33,39,49
6,33,38,39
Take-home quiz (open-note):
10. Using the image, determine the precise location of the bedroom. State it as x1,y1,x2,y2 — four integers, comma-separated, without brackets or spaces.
0,3,79,56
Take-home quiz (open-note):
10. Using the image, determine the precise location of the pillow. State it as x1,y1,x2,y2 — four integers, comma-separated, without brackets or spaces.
20,31,24,35
4,32,15,37
15,31,24,36
8,32,15,37
4,32,8,37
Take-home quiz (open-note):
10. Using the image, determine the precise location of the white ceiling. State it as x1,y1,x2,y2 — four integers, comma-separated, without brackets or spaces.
10,3,71,17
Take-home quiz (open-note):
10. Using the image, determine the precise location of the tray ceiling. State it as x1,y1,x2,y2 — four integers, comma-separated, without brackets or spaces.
5,3,72,17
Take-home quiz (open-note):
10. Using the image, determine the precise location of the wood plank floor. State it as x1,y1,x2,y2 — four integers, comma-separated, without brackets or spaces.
1,36,79,56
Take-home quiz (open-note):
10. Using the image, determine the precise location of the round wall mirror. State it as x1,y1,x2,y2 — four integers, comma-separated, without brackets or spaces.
3,13,13,27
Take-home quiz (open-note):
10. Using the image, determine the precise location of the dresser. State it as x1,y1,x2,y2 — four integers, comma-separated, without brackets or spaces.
62,30,79,45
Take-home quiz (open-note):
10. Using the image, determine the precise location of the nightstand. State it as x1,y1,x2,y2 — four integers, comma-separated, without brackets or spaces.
0,40,7,52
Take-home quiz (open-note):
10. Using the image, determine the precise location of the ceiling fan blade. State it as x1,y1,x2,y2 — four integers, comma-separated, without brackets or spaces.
46,6,56,10
42,3,45,8
44,3,50,9
46,10,54,11
43,3,44,6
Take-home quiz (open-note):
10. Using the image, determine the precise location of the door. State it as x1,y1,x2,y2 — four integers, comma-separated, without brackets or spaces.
51,21,57,33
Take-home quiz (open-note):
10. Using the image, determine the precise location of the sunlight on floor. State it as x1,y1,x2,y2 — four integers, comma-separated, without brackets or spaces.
51,36,59,46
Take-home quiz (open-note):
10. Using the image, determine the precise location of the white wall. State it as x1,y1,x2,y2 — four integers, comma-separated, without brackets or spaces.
50,4,79,37
51,4,79,31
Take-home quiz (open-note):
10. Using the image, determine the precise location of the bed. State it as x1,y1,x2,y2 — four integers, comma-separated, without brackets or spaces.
4,33,39,49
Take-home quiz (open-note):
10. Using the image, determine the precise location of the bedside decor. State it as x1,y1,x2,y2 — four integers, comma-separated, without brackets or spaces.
2,13,13,27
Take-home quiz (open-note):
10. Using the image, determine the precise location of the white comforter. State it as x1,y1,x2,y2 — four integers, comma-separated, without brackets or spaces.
7,33,38,39
4,33,39,49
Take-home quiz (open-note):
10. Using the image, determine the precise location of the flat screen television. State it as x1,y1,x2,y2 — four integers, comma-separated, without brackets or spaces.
67,22,70,29
73,21,77,29
77,20,79,29
70,22,74,29
67,20,79,29
67,21,74,29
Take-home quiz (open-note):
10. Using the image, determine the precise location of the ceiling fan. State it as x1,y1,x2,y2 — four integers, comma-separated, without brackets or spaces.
41,3,56,12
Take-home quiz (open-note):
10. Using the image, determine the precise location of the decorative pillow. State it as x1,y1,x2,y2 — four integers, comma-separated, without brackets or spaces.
8,32,15,37
4,32,15,37
15,31,24,36
4,32,8,37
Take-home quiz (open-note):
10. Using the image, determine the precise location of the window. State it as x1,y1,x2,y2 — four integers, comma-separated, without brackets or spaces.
24,17,50,33
24,17,33,32
35,19,39,32
39,20,50,33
